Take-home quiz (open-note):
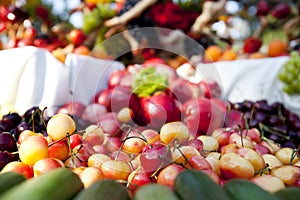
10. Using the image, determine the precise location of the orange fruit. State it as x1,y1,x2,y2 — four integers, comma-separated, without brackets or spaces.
204,45,223,62
73,45,91,56
249,52,267,59
219,49,238,61
267,40,288,57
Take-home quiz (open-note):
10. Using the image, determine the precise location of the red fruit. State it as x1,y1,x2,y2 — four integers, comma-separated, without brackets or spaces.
243,37,262,53
94,86,139,114
57,101,86,117
256,0,270,16
139,92,181,130
35,5,49,22
198,80,222,99
33,38,49,48
170,78,203,103
68,29,87,46
182,97,224,138
0,6,9,22
271,3,291,19
225,109,245,129
140,144,172,174
24,27,37,40
108,69,132,88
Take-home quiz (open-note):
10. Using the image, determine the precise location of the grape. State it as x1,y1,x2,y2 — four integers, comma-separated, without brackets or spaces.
278,51,300,94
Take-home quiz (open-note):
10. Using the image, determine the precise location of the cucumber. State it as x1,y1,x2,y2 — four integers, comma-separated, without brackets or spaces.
174,169,229,200
223,179,281,200
74,179,129,200
0,168,83,200
274,187,300,200
0,172,26,194
134,183,179,200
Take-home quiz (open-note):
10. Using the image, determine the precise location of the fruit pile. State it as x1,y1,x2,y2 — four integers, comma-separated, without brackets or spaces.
0,60,299,199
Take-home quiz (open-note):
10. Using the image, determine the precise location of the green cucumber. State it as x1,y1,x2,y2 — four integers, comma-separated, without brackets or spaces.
0,172,26,194
174,169,229,200
74,179,129,200
134,183,179,200
274,187,300,200
0,168,83,200
223,179,281,200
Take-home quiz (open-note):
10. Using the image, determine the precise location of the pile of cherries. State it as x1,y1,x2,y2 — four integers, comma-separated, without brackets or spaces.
0,107,48,170
231,100,300,149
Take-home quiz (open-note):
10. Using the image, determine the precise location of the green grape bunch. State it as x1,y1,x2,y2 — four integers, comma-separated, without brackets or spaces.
278,51,300,95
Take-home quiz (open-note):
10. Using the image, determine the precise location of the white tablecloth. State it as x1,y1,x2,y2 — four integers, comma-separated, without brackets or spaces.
0,46,124,116
194,56,300,115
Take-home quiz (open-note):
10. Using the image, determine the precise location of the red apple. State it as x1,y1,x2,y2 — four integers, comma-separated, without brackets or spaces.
139,92,181,130
183,97,224,138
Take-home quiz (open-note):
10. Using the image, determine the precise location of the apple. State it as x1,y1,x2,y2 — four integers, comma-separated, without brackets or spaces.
169,78,203,103
139,92,181,130
183,97,224,138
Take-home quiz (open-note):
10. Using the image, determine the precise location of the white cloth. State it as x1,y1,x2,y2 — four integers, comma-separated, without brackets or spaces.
192,56,300,115
0,46,125,116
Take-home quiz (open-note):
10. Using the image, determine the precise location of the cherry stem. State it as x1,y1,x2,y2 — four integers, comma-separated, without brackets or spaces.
254,163,271,176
